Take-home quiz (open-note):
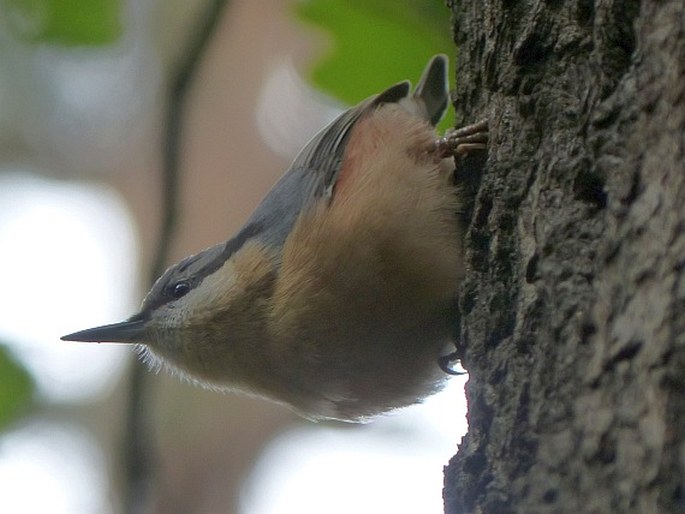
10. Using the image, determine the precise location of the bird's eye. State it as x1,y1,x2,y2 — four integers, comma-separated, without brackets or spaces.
171,280,190,299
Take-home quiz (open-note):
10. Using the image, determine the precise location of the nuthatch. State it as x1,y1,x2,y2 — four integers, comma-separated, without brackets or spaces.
62,55,488,422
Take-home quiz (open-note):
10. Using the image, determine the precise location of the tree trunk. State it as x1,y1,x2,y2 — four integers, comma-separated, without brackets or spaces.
443,1,685,513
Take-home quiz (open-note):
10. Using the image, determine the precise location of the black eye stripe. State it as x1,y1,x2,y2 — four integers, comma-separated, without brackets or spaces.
140,222,266,315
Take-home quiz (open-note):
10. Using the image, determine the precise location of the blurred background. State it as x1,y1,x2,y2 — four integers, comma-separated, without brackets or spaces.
0,0,467,512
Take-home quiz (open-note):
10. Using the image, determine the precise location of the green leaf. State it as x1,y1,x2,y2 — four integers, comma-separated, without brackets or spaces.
295,0,454,127
0,345,33,429
2,0,122,46
295,0,451,100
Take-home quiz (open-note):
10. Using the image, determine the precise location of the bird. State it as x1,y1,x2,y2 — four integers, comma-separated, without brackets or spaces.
62,54,488,422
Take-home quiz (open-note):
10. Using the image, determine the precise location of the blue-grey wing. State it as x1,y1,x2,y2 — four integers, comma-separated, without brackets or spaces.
244,80,410,247
239,55,449,252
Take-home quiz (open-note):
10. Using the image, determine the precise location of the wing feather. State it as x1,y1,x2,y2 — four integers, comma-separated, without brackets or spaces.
237,56,448,252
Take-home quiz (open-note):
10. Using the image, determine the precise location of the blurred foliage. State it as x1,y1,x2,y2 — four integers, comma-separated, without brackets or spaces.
0,345,33,430
2,0,121,45
295,0,452,99
295,0,454,128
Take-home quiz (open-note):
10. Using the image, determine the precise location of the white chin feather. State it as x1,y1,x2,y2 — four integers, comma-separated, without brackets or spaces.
133,344,224,392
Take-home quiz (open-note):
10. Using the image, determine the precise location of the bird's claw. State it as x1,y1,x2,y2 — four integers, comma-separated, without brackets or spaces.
435,119,489,159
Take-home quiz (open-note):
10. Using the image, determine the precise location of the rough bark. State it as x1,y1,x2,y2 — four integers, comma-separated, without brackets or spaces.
443,1,685,513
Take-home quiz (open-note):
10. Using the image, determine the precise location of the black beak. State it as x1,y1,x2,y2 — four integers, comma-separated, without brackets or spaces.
61,316,147,344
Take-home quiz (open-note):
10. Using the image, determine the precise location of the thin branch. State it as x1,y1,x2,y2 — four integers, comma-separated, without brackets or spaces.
122,2,232,513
